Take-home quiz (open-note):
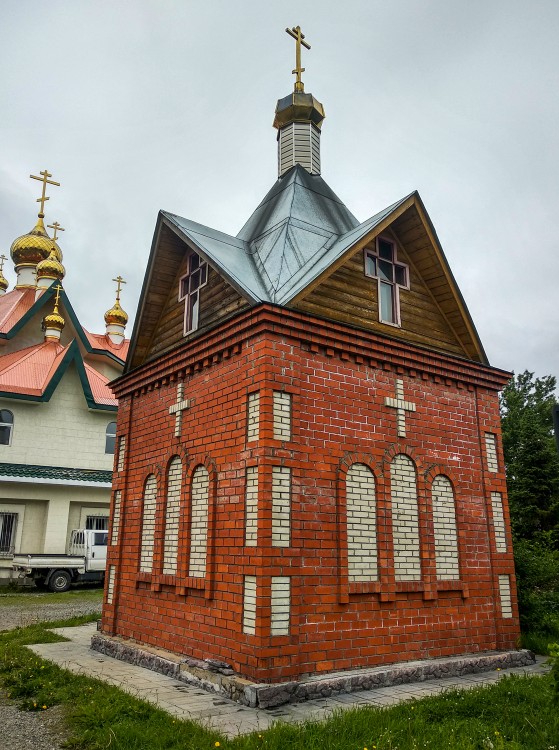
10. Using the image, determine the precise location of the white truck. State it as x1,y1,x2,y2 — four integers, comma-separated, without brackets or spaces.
12,529,107,592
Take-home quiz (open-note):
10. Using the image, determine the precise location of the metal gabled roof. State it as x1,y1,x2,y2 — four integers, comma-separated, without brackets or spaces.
237,165,359,302
161,212,268,303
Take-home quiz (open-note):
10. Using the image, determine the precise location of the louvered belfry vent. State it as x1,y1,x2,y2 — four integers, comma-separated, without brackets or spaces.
273,92,325,178
278,122,321,176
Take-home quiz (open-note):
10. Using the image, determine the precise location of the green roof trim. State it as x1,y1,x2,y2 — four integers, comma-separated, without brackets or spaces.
0,462,112,484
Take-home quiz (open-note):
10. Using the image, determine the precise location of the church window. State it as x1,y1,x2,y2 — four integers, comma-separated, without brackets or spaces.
85,515,109,531
163,457,182,575
105,422,117,454
431,475,460,580
188,465,209,577
0,410,14,446
0,512,17,555
365,237,409,326
390,454,421,581
140,475,157,573
179,252,208,335
346,464,378,581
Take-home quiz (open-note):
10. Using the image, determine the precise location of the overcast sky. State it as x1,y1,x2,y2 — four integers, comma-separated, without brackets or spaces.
1,1,558,380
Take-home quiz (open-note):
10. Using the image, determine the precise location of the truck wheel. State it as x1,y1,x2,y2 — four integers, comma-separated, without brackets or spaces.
48,570,72,593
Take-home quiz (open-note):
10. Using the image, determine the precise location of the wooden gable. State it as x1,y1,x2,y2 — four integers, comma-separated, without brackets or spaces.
132,222,250,367
291,200,485,362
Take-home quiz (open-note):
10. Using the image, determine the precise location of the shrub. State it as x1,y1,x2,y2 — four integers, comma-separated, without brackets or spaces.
514,538,559,636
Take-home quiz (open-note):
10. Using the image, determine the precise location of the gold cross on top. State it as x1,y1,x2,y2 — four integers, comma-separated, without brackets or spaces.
0,254,6,273
47,221,65,241
30,169,60,217
285,26,311,93
112,275,126,302
53,284,62,311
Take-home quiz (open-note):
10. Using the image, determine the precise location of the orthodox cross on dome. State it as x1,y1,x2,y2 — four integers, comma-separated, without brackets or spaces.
30,170,60,218
52,284,62,312
112,275,126,302
169,382,190,438
0,255,6,273
384,378,416,438
47,221,65,241
285,25,311,93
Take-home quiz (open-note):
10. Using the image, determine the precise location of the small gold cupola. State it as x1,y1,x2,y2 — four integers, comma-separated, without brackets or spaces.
0,255,9,296
10,170,61,289
273,26,325,178
42,285,65,342
104,275,128,343
36,222,66,299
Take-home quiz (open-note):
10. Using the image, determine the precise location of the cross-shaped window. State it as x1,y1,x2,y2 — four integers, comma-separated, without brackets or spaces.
179,252,208,335
364,237,409,326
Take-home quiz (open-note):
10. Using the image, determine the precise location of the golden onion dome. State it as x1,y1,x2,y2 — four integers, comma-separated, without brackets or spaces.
104,299,128,327
10,216,62,266
36,248,65,281
43,309,65,332
0,272,8,292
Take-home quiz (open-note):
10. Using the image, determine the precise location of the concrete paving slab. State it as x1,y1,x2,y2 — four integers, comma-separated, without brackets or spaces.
27,623,551,738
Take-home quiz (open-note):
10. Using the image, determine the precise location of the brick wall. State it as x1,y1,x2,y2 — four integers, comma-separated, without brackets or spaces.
103,305,519,682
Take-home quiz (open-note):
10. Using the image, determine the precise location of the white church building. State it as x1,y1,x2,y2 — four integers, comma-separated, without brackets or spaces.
0,170,129,582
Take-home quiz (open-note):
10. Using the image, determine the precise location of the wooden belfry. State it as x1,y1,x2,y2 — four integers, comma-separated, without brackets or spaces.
100,26,520,689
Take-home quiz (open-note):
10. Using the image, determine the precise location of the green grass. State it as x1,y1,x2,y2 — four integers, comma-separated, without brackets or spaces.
0,587,103,607
0,618,557,750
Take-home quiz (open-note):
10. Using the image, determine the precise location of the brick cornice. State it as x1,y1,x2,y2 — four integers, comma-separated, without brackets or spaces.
113,304,511,397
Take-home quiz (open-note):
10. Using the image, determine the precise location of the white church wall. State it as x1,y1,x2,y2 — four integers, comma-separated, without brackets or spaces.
0,365,114,471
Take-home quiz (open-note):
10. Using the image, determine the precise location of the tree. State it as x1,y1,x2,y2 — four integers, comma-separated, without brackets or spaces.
500,370,559,545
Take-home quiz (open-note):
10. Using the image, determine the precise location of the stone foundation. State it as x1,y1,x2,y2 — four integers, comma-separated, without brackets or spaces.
91,633,535,709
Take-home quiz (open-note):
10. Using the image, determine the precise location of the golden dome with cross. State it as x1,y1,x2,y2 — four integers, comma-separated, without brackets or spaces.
104,275,128,326
10,171,62,267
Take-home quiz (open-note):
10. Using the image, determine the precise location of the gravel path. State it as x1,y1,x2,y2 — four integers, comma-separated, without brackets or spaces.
0,591,102,750
0,593,102,631
0,692,70,750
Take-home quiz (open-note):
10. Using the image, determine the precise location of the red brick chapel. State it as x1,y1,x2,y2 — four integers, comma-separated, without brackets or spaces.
101,28,520,684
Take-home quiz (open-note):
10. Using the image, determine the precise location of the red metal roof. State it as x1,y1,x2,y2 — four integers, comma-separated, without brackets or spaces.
83,328,130,361
0,341,68,396
84,362,118,407
0,288,36,334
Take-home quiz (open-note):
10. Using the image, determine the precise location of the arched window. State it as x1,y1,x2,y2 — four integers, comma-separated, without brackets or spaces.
163,457,182,575
346,463,378,581
188,465,209,578
431,475,460,580
0,410,14,446
390,454,421,581
139,475,157,573
105,422,117,454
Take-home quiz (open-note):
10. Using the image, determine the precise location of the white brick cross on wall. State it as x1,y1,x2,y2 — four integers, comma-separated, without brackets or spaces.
169,382,190,438
384,378,416,438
